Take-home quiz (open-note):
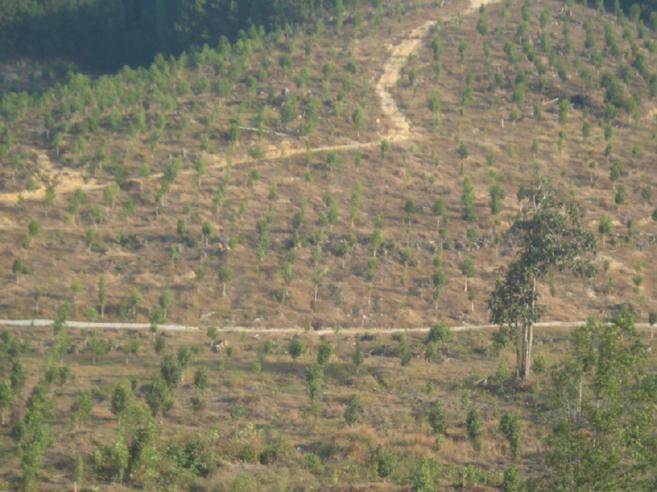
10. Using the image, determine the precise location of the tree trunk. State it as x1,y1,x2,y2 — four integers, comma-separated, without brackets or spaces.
515,332,523,379
525,324,533,381
516,323,533,381
523,327,528,378
518,278,538,382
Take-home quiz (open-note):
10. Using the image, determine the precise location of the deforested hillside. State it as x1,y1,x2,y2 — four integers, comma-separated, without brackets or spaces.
0,0,656,330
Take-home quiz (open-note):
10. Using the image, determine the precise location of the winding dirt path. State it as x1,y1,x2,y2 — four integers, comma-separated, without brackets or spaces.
0,0,498,204
0,151,104,203
375,0,498,140
375,20,434,141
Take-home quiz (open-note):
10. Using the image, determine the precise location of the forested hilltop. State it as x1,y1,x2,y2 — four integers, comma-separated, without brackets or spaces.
0,0,355,70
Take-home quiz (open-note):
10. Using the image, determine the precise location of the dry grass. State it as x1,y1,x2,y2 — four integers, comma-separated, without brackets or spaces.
0,324,604,490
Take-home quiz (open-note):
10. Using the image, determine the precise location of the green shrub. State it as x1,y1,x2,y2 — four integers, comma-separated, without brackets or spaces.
374,446,396,479
229,402,247,419
427,401,447,435
411,457,437,492
303,452,322,473
499,414,521,459
93,437,129,482
344,395,361,425
426,323,451,344
501,466,521,492
166,433,218,477
288,338,306,359
466,408,482,451
316,341,334,366
399,339,413,366
193,367,208,390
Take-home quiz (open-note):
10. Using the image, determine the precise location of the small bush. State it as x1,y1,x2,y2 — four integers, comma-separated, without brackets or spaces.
344,395,362,425
427,401,447,435
229,402,247,419
165,433,219,477
193,367,209,389
288,338,306,359
411,457,437,492
190,395,206,413
374,446,396,479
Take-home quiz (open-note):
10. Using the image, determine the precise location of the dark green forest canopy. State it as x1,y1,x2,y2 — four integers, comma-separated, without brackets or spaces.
3,0,657,72
0,0,355,71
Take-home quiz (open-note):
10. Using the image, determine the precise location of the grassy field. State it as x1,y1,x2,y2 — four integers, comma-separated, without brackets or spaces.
1,322,652,491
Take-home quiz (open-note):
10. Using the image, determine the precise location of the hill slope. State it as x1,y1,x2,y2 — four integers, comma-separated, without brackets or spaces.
0,0,655,332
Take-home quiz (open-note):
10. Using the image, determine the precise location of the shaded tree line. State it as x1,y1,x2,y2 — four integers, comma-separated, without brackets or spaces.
0,0,354,71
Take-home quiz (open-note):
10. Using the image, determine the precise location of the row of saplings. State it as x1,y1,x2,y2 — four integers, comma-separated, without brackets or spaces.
0,323,498,491
1,328,223,490
87,333,524,491
0,319,511,490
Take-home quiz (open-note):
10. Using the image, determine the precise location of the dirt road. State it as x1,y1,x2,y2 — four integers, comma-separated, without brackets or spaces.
0,318,650,336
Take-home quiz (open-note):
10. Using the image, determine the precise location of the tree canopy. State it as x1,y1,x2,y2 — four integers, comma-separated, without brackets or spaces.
489,179,596,380
532,308,657,491
0,0,358,71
